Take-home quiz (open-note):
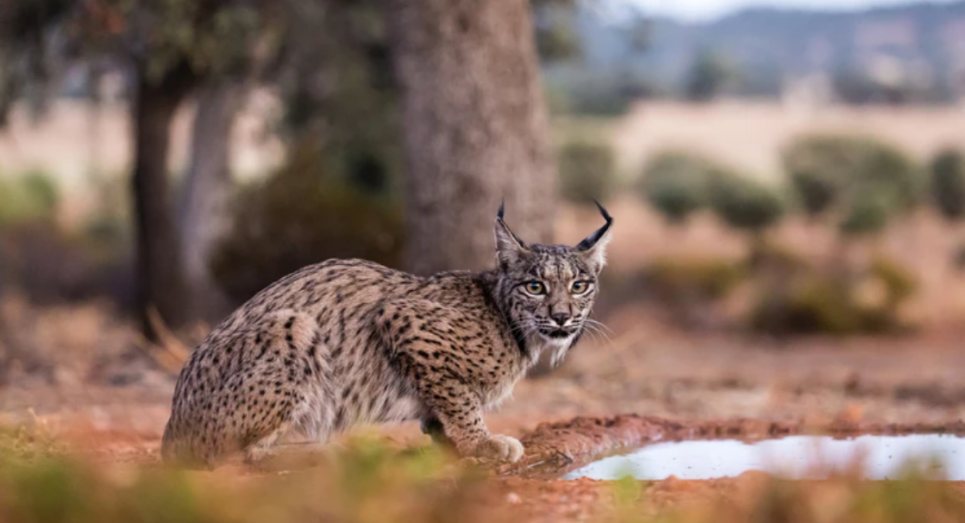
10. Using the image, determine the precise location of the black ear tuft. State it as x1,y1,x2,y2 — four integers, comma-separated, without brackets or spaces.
594,200,612,223
494,201,529,268
576,201,614,251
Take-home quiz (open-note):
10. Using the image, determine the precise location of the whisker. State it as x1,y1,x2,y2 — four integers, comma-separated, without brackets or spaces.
581,322,613,347
584,318,615,335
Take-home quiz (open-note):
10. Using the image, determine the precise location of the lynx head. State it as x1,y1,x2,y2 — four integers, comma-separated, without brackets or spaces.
492,201,613,366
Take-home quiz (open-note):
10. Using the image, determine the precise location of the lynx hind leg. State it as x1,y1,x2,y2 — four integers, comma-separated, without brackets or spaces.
227,311,331,467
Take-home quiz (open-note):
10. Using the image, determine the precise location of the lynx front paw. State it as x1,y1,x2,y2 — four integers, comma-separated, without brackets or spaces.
472,435,524,463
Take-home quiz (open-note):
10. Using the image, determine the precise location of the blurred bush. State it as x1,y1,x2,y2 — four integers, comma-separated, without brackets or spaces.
558,140,616,205
211,150,405,303
838,188,896,237
0,431,485,523
857,140,923,212
684,50,738,102
646,256,745,302
0,171,59,225
534,8,580,63
3,224,98,303
929,148,965,222
782,134,923,229
749,255,918,336
867,256,918,307
751,272,859,335
640,255,747,329
707,170,785,234
544,71,646,116
637,151,712,225
0,172,132,305
782,136,853,219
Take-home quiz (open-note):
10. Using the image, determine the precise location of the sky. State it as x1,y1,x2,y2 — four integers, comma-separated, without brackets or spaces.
627,0,962,22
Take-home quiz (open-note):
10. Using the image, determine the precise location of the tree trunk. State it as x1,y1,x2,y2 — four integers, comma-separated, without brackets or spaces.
178,81,244,323
386,0,556,275
131,67,195,339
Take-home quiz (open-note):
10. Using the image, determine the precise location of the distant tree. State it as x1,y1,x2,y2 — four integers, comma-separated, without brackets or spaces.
782,134,923,225
638,151,712,226
782,136,856,220
707,169,785,263
708,170,785,235
177,81,247,321
386,0,556,274
0,0,280,337
685,50,736,102
839,188,894,238
832,68,924,106
533,4,580,62
930,148,965,222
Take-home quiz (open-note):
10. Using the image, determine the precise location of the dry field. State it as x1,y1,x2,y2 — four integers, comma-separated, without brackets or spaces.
5,99,964,211
608,101,965,180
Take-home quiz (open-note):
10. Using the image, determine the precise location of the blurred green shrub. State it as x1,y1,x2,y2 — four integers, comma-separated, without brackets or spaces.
640,255,747,329
750,272,860,335
707,170,785,234
0,170,59,225
0,432,480,523
637,151,712,225
534,7,580,63
752,239,810,272
782,134,923,228
685,50,738,102
749,255,917,335
782,136,855,218
838,188,895,237
930,148,965,222
212,153,404,303
0,172,131,304
868,255,919,307
858,140,923,212
545,72,636,116
558,140,616,205
0,221,130,304
646,256,745,302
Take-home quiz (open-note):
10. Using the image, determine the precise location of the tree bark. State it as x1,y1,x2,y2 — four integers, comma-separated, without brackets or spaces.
386,0,556,275
131,65,195,339
178,81,244,322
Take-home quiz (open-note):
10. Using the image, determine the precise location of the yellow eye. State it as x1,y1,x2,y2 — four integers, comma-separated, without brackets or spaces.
524,282,546,295
571,281,591,295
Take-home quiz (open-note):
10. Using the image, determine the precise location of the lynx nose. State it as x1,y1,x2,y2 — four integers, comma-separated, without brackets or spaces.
551,311,571,327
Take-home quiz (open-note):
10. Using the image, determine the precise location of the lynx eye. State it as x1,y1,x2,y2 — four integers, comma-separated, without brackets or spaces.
571,281,591,295
523,282,546,296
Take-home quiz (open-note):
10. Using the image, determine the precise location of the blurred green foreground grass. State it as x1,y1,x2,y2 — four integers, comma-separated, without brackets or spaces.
2,424,965,523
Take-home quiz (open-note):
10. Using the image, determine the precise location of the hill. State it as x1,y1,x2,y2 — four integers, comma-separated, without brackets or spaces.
546,1,965,103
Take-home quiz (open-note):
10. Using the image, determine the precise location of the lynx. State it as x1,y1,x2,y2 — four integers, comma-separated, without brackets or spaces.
161,203,613,468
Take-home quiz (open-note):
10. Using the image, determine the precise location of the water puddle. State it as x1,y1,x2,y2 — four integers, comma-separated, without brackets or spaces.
563,435,965,481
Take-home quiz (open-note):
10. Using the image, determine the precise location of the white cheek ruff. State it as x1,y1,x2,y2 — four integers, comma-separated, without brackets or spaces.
528,331,577,368
549,336,576,367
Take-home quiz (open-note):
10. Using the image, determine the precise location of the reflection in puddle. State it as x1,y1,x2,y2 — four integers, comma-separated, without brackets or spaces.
563,435,965,480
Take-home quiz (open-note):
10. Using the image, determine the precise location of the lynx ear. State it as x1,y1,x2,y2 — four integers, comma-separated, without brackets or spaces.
575,201,613,272
494,201,529,268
